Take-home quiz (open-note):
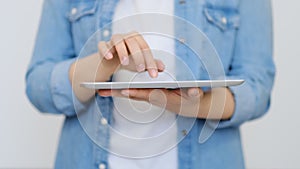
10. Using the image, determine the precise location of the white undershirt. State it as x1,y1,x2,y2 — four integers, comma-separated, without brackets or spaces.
108,0,177,169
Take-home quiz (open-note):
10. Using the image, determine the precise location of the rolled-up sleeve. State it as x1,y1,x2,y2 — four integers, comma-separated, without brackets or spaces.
26,0,77,116
217,0,276,128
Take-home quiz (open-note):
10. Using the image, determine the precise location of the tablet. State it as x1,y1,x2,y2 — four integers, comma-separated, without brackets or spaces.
80,79,244,89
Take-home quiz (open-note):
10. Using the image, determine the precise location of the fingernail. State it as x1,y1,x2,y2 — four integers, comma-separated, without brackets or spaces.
189,89,199,97
136,64,145,72
158,63,165,71
121,90,130,96
121,57,129,65
149,69,158,78
105,52,113,59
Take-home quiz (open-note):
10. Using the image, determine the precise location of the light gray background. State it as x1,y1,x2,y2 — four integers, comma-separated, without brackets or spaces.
0,0,299,168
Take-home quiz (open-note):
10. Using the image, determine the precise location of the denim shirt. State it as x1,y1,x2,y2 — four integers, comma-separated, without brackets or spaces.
26,0,275,168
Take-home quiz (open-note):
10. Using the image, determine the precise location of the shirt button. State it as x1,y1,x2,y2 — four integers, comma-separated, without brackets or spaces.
98,163,106,169
221,17,227,25
102,29,110,38
100,117,108,125
71,8,77,15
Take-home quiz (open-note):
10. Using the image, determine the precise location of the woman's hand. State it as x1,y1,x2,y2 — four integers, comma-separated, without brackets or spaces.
69,31,165,102
98,87,235,120
98,31,165,77
98,87,204,118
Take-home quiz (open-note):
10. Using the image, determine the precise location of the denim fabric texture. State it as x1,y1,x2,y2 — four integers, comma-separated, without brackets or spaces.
26,0,275,168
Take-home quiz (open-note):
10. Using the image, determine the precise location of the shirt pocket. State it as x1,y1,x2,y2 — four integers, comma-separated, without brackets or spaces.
68,0,99,54
203,6,240,31
202,4,240,71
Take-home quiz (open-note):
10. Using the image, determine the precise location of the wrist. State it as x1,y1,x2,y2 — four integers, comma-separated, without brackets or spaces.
98,55,120,81
197,88,234,120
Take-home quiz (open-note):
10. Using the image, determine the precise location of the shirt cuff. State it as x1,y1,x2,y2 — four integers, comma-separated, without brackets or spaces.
207,77,256,128
51,58,80,116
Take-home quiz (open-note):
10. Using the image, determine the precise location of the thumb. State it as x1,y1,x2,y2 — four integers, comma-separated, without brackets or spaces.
187,88,203,98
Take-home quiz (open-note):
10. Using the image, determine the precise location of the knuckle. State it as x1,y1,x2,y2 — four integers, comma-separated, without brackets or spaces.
129,31,140,37
131,31,139,34
140,44,149,50
124,36,134,44
139,41,150,50
147,60,157,67
111,34,122,43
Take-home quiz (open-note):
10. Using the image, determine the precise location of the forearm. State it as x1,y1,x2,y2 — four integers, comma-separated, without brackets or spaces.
69,53,119,102
198,88,235,120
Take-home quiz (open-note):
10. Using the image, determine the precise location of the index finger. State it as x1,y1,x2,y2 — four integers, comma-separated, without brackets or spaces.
134,34,158,78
